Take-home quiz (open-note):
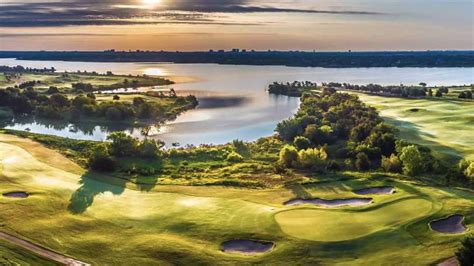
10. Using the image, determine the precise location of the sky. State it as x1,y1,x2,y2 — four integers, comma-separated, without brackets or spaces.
0,0,473,51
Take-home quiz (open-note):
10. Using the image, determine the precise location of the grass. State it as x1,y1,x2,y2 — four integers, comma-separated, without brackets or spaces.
355,93,474,162
0,133,473,265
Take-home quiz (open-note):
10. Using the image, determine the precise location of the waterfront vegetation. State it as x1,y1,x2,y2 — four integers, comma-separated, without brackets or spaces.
0,67,198,127
0,68,473,265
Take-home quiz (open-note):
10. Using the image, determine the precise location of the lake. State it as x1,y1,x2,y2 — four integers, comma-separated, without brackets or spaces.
1,58,473,146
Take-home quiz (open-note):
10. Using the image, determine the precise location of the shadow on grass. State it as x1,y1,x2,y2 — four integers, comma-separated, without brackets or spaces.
67,172,127,214
383,117,463,163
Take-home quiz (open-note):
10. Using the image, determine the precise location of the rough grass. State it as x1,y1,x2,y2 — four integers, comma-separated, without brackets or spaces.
0,134,473,265
356,93,474,162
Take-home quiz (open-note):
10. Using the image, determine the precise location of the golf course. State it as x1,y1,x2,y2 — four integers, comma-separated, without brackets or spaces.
0,131,472,265
356,93,474,162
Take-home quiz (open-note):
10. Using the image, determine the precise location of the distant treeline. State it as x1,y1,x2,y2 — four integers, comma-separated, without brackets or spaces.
0,65,56,73
1,51,473,67
269,81,473,99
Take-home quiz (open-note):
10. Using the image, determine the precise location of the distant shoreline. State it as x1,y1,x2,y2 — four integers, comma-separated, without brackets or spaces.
1,50,473,68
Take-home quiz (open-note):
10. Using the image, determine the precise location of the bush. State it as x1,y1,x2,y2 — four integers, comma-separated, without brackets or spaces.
355,152,370,171
278,145,298,168
226,151,244,163
399,145,424,175
381,154,402,173
294,136,310,150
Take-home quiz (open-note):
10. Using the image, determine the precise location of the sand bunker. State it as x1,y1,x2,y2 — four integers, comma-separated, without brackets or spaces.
354,186,395,195
430,215,467,234
2,191,29,198
284,198,373,207
222,240,274,254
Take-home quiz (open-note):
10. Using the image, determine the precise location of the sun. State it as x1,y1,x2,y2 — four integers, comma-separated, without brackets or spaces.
142,0,161,7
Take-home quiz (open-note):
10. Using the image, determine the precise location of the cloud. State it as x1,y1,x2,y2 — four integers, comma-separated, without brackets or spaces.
0,0,383,27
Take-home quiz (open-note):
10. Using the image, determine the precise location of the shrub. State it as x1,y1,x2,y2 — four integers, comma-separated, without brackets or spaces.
226,151,244,163
355,152,370,171
294,136,310,150
278,145,298,168
381,154,402,173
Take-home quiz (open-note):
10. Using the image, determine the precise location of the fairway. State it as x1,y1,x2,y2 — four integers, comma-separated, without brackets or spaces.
275,198,433,242
0,133,473,265
356,93,474,162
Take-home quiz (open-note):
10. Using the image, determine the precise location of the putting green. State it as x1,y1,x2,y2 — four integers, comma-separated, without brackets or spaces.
274,198,433,242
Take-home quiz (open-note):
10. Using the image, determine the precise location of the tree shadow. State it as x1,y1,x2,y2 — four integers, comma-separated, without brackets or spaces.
68,172,127,214
383,117,463,163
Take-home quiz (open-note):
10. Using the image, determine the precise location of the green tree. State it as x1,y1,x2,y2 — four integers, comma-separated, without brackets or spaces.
88,144,116,172
139,139,163,159
294,136,310,150
355,152,370,171
381,154,402,173
105,107,122,120
107,132,139,157
399,145,424,175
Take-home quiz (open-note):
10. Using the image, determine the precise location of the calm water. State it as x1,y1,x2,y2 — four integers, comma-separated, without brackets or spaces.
1,58,473,145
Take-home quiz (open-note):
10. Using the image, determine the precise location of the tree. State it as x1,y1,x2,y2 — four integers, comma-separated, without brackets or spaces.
399,145,424,175
50,94,70,108
88,144,115,172
294,136,310,150
456,236,474,266
139,139,163,159
428,88,433,96
419,82,427,88
435,90,443,97
381,154,402,173
105,107,122,120
355,152,370,171
278,145,298,168
107,132,139,157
